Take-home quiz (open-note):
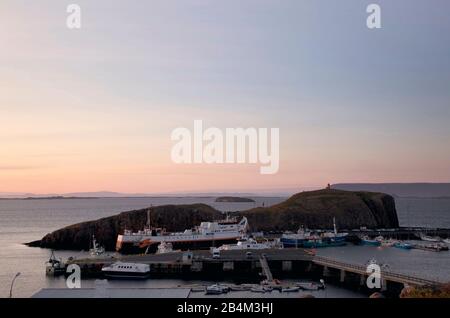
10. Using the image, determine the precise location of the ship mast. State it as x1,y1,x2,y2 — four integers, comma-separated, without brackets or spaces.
333,217,337,235
147,208,151,230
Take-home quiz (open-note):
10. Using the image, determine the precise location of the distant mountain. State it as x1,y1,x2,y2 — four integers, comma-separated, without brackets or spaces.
332,183,450,198
0,190,291,199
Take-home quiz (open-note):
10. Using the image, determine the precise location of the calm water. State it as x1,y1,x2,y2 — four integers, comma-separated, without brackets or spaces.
0,196,449,298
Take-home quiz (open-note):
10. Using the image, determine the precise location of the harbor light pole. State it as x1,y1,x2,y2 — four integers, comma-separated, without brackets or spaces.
9,272,21,298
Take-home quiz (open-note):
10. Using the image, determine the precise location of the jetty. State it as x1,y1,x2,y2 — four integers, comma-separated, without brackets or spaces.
58,247,445,296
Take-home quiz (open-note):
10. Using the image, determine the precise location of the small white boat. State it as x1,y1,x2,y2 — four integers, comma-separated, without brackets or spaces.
443,238,450,244
156,241,179,254
381,238,397,247
419,233,441,242
101,262,150,279
250,286,266,293
296,279,325,291
281,286,300,293
205,284,229,295
89,235,105,256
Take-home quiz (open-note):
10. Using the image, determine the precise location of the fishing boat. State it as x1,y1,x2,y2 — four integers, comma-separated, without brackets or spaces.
218,238,274,251
281,218,347,248
360,236,381,246
380,238,397,247
296,279,325,291
205,284,229,295
45,250,66,276
156,241,180,254
250,286,266,293
89,235,105,256
101,262,150,279
393,242,413,250
443,238,450,244
116,210,248,254
419,233,441,242
281,286,300,293
413,243,449,252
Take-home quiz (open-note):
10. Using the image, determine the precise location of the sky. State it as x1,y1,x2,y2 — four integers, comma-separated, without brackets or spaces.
1,0,450,194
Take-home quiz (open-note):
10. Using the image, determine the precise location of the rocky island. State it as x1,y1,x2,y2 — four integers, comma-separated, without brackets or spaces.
215,196,255,203
27,189,398,251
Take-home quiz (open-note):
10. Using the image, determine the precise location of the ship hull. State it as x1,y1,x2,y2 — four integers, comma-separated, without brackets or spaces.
281,237,347,248
102,271,150,279
117,236,240,254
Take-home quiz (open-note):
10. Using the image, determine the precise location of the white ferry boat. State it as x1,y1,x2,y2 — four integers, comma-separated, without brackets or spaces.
101,262,150,279
116,212,248,254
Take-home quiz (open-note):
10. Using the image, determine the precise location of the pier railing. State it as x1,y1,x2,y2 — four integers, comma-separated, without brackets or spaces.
313,256,443,286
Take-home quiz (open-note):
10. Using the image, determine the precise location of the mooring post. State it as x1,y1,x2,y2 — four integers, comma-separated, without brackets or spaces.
360,274,365,286
323,266,330,277
381,279,387,291
340,269,346,283
282,261,292,272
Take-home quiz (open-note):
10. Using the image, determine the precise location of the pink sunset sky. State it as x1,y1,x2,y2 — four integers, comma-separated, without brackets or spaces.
1,1,450,194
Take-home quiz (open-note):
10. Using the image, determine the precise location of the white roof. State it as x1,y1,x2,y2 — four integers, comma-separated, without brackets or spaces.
32,287,191,298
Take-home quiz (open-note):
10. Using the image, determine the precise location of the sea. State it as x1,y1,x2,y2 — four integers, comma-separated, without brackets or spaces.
0,196,449,298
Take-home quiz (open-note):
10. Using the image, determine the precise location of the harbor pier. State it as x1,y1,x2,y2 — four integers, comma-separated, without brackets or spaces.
65,249,314,279
60,248,445,297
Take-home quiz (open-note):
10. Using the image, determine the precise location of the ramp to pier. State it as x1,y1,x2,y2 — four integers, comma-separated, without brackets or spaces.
259,254,273,282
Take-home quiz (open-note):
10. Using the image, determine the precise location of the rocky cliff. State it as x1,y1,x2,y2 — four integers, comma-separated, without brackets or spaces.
237,189,398,231
27,204,222,251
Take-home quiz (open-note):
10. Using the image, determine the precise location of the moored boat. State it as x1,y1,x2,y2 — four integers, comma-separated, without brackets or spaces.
380,238,397,247
156,241,180,254
218,237,275,251
419,233,441,242
101,262,150,279
413,243,449,252
296,280,326,291
281,217,348,248
116,210,248,254
45,250,66,276
393,242,413,250
205,284,229,295
360,236,381,246
89,235,105,256
281,286,300,293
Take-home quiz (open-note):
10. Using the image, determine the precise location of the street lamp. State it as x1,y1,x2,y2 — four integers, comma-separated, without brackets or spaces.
9,272,21,298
